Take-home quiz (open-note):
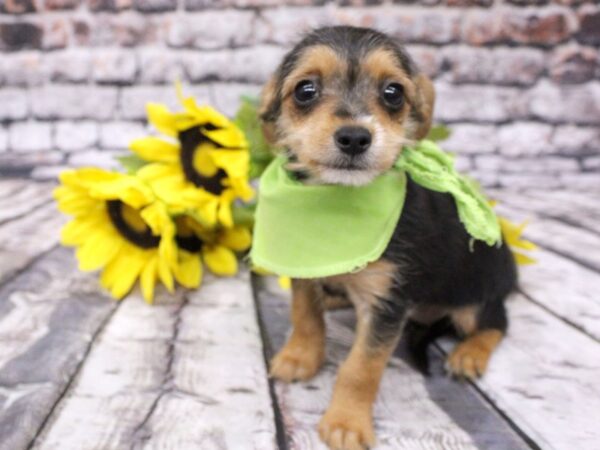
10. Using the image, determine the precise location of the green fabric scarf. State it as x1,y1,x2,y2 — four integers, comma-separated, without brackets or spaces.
251,140,501,278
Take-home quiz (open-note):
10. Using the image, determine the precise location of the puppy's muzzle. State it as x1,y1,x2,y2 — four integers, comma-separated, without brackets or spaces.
334,126,372,156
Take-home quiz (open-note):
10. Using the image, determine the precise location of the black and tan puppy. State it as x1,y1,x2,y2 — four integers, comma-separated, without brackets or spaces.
260,26,517,450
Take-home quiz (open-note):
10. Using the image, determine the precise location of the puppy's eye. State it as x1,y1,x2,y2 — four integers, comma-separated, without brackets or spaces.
382,83,404,108
294,80,319,105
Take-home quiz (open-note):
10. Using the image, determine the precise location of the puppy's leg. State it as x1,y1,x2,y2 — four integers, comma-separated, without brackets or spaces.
319,298,406,450
446,299,507,380
270,279,325,382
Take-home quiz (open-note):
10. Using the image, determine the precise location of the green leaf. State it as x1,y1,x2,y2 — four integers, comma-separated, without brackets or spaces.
232,203,257,228
233,96,276,179
116,154,148,174
426,124,452,142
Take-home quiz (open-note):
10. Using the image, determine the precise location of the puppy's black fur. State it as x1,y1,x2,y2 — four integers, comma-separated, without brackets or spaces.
384,178,517,373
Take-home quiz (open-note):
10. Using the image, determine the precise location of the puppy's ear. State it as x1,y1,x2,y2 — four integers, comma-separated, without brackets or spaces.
411,74,435,140
259,74,279,145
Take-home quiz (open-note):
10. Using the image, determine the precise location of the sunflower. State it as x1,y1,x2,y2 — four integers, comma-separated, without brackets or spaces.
54,168,200,303
173,214,252,277
129,86,254,228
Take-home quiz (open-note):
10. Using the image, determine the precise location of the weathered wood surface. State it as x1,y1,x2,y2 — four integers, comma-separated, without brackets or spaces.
32,271,278,450
0,247,116,450
0,180,55,225
2,180,600,450
495,202,600,271
437,292,600,450
0,202,64,285
254,276,530,450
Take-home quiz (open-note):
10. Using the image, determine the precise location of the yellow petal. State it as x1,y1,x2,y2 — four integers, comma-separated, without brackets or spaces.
202,245,237,276
60,213,107,246
278,276,291,290
140,256,158,303
76,228,123,271
514,252,537,266
129,136,180,164
100,247,146,299
146,103,178,137
210,150,250,179
219,226,251,252
173,251,203,288
157,255,174,292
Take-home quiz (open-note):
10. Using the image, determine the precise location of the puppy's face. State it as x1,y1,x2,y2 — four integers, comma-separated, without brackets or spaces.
260,27,435,186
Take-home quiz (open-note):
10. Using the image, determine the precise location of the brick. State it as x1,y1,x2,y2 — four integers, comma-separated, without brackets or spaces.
577,4,600,46
139,50,185,84
1,51,46,86
559,172,600,190
475,155,503,171
228,46,287,83
31,85,119,120
283,7,462,45
44,49,92,83
406,45,443,78
582,156,600,170
185,0,230,9
447,0,493,6
549,45,598,84
54,121,99,152
0,127,7,153
45,0,80,9
497,122,554,156
42,18,69,50
454,154,473,172
208,82,263,117
0,0,37,14
506,0,549,5
119,85,212,120
443,46,545,86
99,121,147,149
180,51,231,83
435,83,528,122
254,7,334,45
9,122,52,153
0,23,42,51
167,11,255,50
527,80,600,125
552,125,600,154
469,170,499,188
68,149,124,169
77,13,160,47
133,0,176,11
92,49,138,84
442,124,497,154
494,156,580,173
463,8,575,46
0,89,28,121
501,7,575,45
88,0,132,12
498,173,564,189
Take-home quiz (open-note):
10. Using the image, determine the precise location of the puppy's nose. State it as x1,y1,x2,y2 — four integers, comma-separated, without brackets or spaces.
334,126,372,156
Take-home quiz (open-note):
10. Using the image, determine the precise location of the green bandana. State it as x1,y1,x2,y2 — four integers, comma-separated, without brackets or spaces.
251,140,501,278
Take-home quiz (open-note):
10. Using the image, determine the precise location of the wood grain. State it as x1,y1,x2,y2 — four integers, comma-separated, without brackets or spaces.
33,271,279,450
496,203,600,271
0,248,116,450
438,293,600,450
0,202,65,285
0,181,55,225
254,276,529,450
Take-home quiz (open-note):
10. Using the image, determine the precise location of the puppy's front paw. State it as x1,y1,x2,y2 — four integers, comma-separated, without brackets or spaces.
270,342,324,382
318,408,375,450
446,341,490,380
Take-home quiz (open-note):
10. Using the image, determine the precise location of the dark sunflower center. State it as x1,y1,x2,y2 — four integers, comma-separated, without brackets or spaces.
178,125,230,196
107,200,160,249
174,216,203,253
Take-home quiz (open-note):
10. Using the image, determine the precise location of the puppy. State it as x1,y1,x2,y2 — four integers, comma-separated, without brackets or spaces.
260,26,517,450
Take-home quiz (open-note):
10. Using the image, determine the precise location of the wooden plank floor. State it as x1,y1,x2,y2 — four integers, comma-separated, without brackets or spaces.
0,178,599,450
